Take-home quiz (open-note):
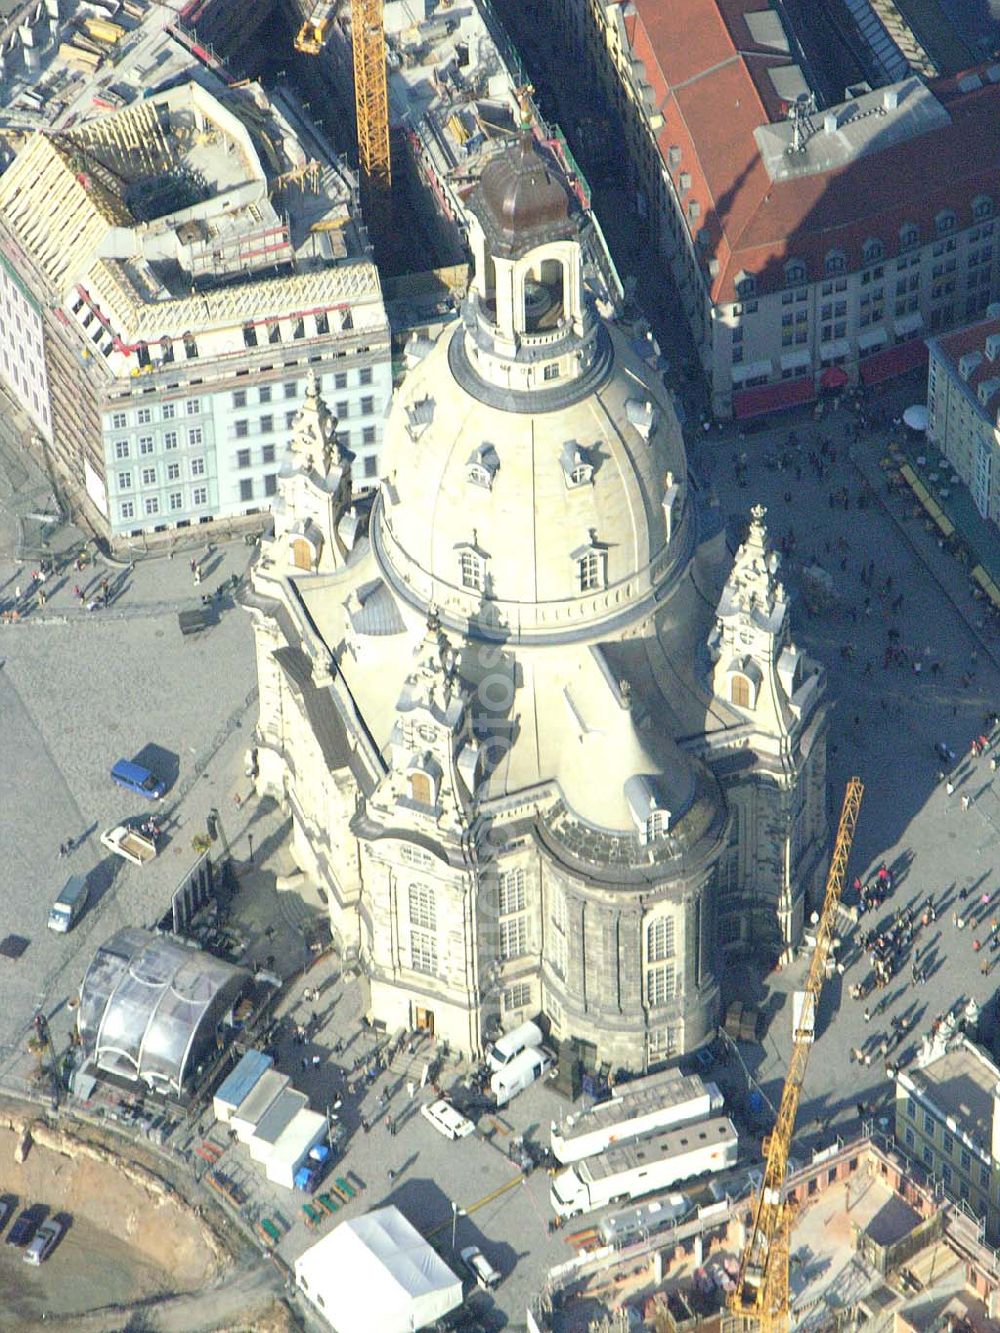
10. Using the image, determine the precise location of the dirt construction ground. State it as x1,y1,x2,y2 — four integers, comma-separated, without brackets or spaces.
0,1116,230,1331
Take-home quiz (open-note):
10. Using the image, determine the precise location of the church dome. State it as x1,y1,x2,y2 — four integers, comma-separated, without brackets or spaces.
372,320,690,643
472,136,576,257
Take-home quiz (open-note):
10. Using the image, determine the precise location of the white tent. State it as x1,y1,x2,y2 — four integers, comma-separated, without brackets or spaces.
294,1206,463,1333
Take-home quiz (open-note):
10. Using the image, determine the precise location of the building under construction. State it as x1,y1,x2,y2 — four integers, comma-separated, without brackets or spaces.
0,20,391,546
531,1134,1000,1331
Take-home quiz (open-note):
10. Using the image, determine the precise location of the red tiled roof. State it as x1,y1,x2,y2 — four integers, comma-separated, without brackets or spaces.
623,0,1000,304
929,316,1000,413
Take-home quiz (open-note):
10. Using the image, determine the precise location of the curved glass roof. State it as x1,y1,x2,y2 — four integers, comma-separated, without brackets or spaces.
78,927,248,1095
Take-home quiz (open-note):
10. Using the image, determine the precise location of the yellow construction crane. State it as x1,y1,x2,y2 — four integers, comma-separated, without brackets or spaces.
350,0,391,228
728,777,864,1333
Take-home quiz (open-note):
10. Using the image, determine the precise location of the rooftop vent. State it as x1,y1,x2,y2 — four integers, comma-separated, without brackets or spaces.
959,352,983,381
986,333,1000,362
883,87,900,111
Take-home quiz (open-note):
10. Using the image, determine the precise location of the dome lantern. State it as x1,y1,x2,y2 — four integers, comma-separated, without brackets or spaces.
462,132,593,396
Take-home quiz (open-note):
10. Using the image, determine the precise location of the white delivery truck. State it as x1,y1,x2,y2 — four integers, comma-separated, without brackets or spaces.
491,1045,554,1107
486,1019,544,1073
47,874,90,933
100,824,158,866
551,1070,723,1164
549,1115,739,1218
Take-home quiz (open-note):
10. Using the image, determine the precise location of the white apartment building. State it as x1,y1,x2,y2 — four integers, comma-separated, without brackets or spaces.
927,313,1000,523
0,64,391,546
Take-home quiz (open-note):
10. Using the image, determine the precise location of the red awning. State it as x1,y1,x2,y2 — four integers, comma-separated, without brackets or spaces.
733,376,816,421
820,366,848,390
859,338,928,386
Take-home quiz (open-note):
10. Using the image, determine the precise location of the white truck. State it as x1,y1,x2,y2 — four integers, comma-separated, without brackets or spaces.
551,1068,723,1164
549,1115,739,1218
491,1045,554,1107
486,1018,544,1073
100,824,158,866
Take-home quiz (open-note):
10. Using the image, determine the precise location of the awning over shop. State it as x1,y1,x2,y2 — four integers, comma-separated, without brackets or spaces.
819,338,851,361
859,338,928,386
733,376,816,420
894,311,925,338
899,462,955,536
972,564,1000,609
780,348,812,372
820,366,848,390
731,358,773,386
858,327,889,352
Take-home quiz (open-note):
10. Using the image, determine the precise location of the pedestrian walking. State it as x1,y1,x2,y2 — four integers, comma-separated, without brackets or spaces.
946,781,955,796
58,842,66,858
863,1008,871,1023
962,795,972,812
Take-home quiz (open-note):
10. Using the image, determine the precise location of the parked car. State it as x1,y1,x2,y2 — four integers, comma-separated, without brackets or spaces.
420,1098,475,1141
24,1217,63,1265
460,1244,501,1291
5,1209,38,1247
0,1196,15,1236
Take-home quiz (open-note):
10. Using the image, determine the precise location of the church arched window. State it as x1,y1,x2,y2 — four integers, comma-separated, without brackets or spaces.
460,550,484,591
409,771,433,805
731,675,751,708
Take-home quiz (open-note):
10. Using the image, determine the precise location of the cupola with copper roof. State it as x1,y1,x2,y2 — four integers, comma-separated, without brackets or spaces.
456,100,601,400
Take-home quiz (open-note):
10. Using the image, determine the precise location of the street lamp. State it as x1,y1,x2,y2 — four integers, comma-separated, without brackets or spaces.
451,1201,465,1250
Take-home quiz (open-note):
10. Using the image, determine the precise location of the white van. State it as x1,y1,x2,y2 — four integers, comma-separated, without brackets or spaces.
486,1019,544,1073
491,1045,554,1107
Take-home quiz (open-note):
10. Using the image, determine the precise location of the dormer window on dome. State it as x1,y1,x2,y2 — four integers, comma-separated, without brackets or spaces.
467,443,499,490
560,441,593,488
406,397,435,441
572,531,607,593
455,533,489,593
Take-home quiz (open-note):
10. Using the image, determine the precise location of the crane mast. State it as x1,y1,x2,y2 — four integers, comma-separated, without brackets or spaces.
729,777,864,1333
350,0,392,231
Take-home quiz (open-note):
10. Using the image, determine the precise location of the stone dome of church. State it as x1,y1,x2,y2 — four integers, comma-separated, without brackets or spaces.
373,325,689,642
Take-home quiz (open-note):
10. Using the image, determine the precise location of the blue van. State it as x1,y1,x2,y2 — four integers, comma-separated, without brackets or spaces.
111,758,166,800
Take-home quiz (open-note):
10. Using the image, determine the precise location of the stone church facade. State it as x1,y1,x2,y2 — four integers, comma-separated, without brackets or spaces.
246,129,829,1070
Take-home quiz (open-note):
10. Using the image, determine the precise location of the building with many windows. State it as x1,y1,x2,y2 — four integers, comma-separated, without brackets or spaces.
927,312,1000,523
245,131,827,1069
895,1024,1000,1243
0,67,391,545
541,0,1000,418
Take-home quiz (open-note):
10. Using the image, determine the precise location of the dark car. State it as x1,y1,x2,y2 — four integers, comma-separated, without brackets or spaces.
0,1196,15,1236
5,1209,38,1247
